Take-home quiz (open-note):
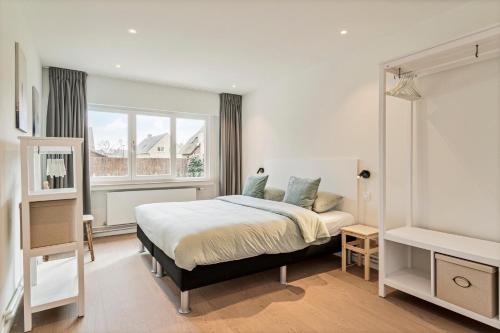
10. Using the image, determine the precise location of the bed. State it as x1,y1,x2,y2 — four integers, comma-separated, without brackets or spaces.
136,158,359,313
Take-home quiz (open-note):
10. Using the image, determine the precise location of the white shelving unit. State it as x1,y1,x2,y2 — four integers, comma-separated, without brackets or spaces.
378,25,500,330
20,137,85,332
385,227,500,267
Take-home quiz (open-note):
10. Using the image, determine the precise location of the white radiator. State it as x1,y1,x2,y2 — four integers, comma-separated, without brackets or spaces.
106,188,197,226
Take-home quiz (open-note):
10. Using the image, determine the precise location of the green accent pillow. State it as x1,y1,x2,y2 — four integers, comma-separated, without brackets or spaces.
242,175,269,198
283,176,321,210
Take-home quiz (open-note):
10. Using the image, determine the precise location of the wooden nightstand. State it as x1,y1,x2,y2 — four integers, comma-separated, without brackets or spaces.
341,224,379,280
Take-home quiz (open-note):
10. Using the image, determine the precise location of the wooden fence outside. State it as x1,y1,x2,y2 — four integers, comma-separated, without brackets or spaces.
90,157,191,177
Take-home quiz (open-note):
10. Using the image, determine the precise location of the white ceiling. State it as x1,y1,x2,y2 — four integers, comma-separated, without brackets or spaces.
19,0,469,94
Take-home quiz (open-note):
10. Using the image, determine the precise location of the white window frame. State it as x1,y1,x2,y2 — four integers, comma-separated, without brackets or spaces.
89,104,211,185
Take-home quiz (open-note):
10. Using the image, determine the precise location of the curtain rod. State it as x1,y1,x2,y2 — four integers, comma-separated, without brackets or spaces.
42,66,88,76
42,66,85,71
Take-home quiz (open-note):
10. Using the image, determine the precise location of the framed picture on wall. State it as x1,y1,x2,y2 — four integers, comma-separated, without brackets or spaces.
32,86,40,136
15,42,28,133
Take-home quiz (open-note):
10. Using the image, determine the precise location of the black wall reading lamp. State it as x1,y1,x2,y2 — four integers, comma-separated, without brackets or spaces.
257,167,265,174
358,170,371,179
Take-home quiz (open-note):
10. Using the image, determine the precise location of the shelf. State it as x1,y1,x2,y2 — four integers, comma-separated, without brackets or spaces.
385,268,431,299
28,188,77,202
385,227,500,267
384,266,500,329
29,242,77,257
31,257,78,313
20,136,85,331
384,227,500,328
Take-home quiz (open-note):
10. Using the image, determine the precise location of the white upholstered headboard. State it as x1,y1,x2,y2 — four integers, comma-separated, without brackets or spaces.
264,158,359,220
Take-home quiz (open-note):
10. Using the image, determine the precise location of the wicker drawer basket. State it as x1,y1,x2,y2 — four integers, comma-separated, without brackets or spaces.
29,199,77,248
435,253,498,318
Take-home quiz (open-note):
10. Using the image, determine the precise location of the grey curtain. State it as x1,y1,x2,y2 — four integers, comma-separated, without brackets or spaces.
46,67,91,214
219,93,242,195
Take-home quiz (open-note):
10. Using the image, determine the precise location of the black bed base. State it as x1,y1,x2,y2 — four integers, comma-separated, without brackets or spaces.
137,225,342,292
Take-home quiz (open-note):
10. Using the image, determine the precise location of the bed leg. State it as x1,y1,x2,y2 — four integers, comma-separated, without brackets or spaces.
151,257,157,274
139,243,145,253
178,291,191,314
280,265,287,285
155,261,164,278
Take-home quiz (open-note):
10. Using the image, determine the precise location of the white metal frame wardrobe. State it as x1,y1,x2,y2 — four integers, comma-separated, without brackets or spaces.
378,24,500,329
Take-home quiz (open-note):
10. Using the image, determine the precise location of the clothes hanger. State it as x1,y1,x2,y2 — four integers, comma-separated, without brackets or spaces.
402,73,421,101
386,71,421,101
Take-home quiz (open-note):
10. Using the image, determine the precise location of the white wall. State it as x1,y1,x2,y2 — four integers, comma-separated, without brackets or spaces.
87,75,219,116
383,57,500,242
242,1,500,242
80,75,220,227
41,72,220,123
0,0,42,331
412,59,499,241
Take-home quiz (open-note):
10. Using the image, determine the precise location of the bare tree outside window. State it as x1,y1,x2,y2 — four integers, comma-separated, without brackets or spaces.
88,111,128,177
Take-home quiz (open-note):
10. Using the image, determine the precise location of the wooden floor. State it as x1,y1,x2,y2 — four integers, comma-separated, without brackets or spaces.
12,234,496,333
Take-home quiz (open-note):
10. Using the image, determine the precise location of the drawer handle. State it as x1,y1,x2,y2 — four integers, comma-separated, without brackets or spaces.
452,276,471,288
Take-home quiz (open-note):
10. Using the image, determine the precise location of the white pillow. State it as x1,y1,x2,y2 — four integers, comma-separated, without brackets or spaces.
312,191,343,213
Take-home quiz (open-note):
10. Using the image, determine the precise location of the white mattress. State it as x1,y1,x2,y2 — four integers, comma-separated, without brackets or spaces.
316,210,355,236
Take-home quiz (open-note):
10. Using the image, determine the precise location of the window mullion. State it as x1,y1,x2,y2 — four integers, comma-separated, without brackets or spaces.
129,112,136,180
170,117,177,177
205,117,210,179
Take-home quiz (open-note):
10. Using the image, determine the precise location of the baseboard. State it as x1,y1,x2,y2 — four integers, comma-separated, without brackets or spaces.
1,281,23,333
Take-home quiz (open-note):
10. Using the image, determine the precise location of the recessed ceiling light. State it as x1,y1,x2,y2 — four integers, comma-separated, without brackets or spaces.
115,64,121,68
231,84,236,88
340,30,348,35
128,28,137,34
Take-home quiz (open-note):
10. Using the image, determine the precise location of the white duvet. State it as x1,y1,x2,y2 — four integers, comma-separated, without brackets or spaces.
135,195,330,270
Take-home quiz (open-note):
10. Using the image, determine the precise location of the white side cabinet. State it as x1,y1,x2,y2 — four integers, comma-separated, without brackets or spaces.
19,137,85,332
383,227,500,328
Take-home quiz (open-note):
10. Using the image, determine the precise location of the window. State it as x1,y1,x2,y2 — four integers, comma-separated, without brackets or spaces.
88,107,209,183
136,114,171,176
176,118,206,178
88,111,128,177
